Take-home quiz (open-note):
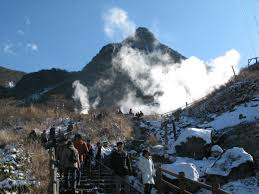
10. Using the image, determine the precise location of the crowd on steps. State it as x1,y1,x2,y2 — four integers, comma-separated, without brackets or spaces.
39,117,156,194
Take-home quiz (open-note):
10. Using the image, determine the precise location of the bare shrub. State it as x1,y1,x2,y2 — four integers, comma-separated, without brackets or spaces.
148,134,158,146
0,130,20,145
74,109,134,143
25,142,49,194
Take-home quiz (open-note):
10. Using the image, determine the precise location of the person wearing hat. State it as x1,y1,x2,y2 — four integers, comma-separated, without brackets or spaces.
61,141,80,193
110,141,132,193
137,149,156,194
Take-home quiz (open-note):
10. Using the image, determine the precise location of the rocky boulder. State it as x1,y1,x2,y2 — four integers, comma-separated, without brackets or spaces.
174,128,212,159
217,122,259,169
162,162,200,192
206,147,255,184
210,145,223,158
150,144,165,156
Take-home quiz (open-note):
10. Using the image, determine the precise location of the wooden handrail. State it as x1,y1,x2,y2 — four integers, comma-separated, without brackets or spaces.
89,155,142,193
248,57,259,66
157,165,231,194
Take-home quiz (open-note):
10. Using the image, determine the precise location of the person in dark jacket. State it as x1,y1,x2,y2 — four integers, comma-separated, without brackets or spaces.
61,141,80,194
110,141,132,193
95,142,102,160
40,130,48,145
86,139,94,157
94,142,103,169
85,139,93,169
49,127,56,146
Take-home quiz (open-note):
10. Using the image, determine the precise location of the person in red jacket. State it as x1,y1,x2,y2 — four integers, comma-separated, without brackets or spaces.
73,134,88,185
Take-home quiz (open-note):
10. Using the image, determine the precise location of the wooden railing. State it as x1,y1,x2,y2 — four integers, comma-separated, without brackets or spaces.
156,164,231,194
248,57,259,66
88,156,143,194
48,147,59,194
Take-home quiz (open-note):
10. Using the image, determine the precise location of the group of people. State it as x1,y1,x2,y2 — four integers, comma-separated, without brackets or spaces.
59,139,156,194
57,134,103,194
41,125,156,194
117,108,145,119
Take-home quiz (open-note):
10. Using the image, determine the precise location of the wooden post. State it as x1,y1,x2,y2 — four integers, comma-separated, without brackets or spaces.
231,66,236,79
172,118,177,141
178,172,186,194
49,148,57,194
156,163,162,194
212,182,220,194
56,178,59,194
164,120,168,148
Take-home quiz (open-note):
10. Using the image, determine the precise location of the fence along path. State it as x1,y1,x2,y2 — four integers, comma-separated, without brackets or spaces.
156,163,231,194
45,126,231,194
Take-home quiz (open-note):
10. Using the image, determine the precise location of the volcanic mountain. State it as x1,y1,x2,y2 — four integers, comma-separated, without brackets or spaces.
5,27,185,107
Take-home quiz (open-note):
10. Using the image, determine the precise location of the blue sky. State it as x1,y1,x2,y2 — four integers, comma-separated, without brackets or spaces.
0,0,259,73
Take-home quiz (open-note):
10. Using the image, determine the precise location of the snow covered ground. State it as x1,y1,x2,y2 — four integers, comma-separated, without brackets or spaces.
197,175,259,194
199,94,259,131
0,144,36,193
138,92,259,193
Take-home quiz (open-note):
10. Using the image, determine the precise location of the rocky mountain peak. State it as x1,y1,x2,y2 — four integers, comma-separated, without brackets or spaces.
134,27,156,43
122,27,158,51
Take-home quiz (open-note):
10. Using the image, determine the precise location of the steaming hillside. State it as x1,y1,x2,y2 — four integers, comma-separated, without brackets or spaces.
5,27,186,107
3,27,240,114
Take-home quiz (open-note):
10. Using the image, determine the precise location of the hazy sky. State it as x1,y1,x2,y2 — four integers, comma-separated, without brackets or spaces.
0,0,259,72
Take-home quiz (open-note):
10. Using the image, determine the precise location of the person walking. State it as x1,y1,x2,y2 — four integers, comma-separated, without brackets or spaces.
85,139,94,169
40,130,48,145
138,149,156,194
110,141,132,193
56,140,67,175
86,139,94,157
94,142,103,168
73,134,89,185
61,141,80,194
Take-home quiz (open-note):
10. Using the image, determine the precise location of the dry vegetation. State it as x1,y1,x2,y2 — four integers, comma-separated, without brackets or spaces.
71,109,134,142
25,143,49,194
0,98,135,193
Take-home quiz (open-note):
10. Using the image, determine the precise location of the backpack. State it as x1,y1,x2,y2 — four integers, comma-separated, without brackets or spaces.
69,148,77,163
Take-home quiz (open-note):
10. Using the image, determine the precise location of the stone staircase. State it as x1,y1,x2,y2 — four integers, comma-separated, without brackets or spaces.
60,160,142,194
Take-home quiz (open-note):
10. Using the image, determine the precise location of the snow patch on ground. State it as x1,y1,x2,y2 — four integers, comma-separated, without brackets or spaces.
201,94,259,131
0,144,35,192
197,176,259,194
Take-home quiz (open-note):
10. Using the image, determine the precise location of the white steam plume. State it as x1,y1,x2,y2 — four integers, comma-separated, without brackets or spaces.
113,46,240,114
92,96,101,109
72,80,90,114
103,7,136,41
